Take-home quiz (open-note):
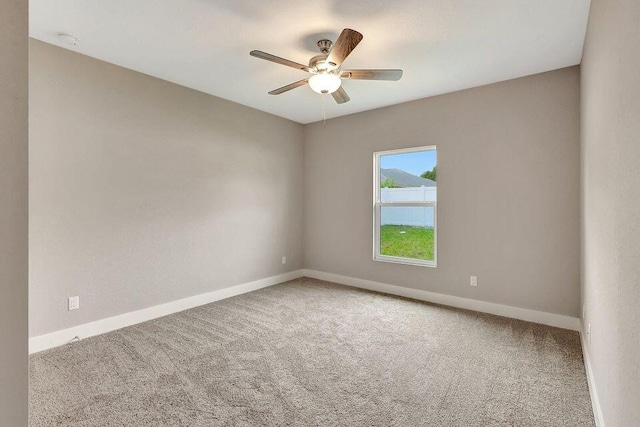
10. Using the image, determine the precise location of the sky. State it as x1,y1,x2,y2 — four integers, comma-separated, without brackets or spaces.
380,150,437,177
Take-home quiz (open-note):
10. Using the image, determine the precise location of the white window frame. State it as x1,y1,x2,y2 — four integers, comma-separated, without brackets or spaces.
373,145,437,268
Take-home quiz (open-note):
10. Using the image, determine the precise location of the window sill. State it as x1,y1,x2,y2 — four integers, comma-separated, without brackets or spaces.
373,255,437,268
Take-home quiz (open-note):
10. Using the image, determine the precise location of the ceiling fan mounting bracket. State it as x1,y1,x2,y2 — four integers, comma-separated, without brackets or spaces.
317,39,333,54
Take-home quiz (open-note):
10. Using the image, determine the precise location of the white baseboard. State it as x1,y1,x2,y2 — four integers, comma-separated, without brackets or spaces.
29,269,304,354
580,330,605,427
302,269,581,331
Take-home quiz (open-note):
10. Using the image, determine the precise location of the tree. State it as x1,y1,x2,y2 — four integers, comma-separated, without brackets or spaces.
381,178,400,188
421,166,437,182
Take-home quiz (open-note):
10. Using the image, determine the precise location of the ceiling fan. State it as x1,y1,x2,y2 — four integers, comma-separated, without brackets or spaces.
249,28,403,104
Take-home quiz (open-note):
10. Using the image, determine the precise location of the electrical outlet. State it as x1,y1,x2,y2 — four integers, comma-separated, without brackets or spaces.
282,256,287,265
587,323,592,344
470,275,478,287
68,296,80,311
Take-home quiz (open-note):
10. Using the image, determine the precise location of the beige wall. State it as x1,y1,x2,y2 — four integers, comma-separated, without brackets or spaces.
0,0,29,424
29,40,304,337
304,67,581,316
581,0,640,425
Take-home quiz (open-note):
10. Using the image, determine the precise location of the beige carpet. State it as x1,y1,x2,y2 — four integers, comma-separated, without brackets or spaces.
29,278,594,426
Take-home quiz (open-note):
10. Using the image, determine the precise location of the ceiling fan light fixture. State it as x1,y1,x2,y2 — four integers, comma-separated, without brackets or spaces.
308,73,341,94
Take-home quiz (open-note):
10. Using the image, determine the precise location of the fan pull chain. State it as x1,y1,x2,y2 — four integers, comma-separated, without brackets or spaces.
321,94,327,126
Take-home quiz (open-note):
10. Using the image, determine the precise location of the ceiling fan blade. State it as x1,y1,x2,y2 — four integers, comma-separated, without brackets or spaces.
340,69,403,81
250,50,311,73
331,86,350,104
326,28,363,68
268,79,309,95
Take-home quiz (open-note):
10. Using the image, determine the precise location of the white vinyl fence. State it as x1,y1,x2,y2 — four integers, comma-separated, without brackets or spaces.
380,186,436,227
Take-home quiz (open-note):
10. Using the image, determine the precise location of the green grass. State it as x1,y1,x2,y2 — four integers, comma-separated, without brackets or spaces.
380,225,434,261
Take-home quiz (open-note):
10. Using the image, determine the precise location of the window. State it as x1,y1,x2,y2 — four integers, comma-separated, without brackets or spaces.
373,146,437,267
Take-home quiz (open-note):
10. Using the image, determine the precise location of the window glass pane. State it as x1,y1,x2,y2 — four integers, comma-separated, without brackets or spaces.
379,150,437,202
380,206,435,261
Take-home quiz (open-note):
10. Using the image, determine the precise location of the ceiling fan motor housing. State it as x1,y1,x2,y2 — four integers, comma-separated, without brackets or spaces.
310,39,339,71
309,54,338,72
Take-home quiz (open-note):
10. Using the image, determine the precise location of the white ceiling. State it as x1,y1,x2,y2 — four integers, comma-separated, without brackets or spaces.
30,0,591,124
